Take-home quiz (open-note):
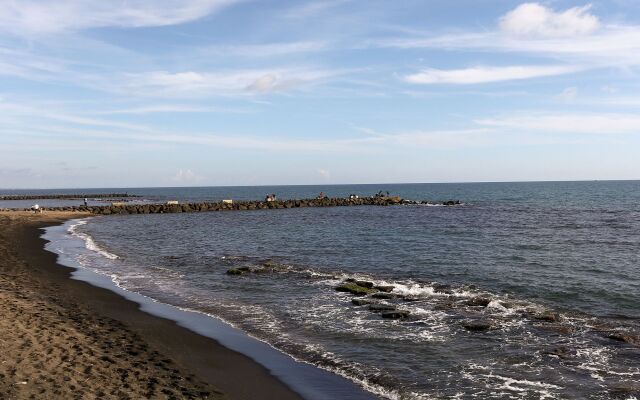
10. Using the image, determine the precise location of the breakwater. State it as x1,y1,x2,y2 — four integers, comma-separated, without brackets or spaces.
0,193,138,201
7,197,462,214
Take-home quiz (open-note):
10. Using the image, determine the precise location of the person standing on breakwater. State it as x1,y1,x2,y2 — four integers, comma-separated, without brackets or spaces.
317,192,326,199
84,198,88,206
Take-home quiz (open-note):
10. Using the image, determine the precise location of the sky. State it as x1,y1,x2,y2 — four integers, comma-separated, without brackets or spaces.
1,0,640,188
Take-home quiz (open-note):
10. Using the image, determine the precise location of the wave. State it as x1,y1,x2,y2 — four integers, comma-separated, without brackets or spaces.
68,219,120,260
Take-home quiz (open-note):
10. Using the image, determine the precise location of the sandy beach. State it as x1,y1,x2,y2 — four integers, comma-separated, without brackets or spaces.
0,211,303,400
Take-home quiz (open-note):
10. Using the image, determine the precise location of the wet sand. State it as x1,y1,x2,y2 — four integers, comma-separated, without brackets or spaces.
0,211,303,400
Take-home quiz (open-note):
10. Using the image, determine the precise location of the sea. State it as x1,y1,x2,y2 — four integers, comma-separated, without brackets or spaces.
7,181,640,399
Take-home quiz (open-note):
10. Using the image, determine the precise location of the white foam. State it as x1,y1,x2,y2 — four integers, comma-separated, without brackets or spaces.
68,219,119,260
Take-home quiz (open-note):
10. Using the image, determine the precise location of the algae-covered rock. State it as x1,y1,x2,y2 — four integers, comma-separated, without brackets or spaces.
226,268,244,275
335,282,378,296
355,280,374,288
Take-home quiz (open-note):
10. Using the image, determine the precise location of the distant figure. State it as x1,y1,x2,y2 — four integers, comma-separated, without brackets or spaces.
317,192,326,199
272,194,277,201
349,194,359,200
265,194,274,202
83,198,88,206
31,204,41,214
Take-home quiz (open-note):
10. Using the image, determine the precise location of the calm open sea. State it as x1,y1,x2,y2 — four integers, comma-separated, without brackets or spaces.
32,182,640,399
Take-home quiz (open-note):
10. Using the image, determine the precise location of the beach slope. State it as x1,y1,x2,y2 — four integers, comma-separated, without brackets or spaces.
0,212,302,400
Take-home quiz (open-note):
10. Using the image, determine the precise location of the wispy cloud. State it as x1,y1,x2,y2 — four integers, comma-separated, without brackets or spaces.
116,68,342,97
404,65,579,85
0,0,238,35
283,0,352,19
96,105,250,115
200,41,329,58
477,113,640,135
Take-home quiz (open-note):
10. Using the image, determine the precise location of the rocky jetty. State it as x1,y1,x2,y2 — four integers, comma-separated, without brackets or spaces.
18,196,463,215
0,193,138,201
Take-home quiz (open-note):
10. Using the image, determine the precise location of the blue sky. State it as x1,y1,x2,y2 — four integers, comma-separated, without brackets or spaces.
1,0,639,188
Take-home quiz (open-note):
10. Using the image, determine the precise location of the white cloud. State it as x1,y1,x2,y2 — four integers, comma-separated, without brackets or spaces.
317,169,331,180
0,0,237,35
173,169,205,183
404,65,579,85
246,74,278,93
499,3,600,37
476,113,640,135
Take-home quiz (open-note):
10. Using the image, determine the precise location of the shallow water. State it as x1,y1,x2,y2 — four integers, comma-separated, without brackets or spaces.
50,181,640,399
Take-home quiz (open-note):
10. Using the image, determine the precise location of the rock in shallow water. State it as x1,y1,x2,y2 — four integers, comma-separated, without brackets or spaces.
351,298,373,306
226,268,243,275
371,292,397,300
607,332,639,345
369,304,397,312
335,282,378,296
533,311,560,322
375,285,395,293
463,321,493,332
466,297,492,307
381,310,410,319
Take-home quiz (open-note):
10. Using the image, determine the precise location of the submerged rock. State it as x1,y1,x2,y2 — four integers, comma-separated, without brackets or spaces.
372,292,397,300
533,311,560,322
226,268,244,275
463,321,492,332
381,310,410,319
610,382,640,399
375,285,395,293
544,346,572,359
351,298,373,306
607,332,639,345
369,304,397,312
466,297,492,307
355,280,374,288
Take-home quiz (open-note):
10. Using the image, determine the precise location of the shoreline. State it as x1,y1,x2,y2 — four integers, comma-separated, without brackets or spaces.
45,217,378,400
0,211,305,399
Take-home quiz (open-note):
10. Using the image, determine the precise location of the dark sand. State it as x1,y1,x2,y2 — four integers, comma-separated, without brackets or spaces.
0,211,303,400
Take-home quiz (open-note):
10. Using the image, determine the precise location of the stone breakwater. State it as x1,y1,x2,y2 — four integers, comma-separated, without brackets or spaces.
6,197,462,214
0,193,138,201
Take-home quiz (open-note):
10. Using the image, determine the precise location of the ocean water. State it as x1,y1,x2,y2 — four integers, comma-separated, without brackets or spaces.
45,182,640,399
